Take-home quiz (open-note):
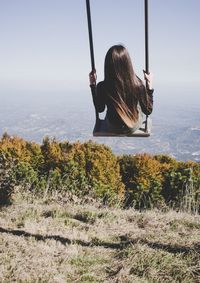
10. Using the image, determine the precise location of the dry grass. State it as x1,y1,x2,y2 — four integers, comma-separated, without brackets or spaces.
0,193,199,283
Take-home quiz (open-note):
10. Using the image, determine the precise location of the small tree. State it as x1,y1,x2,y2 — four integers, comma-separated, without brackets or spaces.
0,151,16,205
119,154,164,209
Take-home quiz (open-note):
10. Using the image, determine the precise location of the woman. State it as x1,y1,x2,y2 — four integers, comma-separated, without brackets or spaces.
89,45,154,134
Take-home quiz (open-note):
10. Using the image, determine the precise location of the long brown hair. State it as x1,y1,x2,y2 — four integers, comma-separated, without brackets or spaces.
104,45,144,128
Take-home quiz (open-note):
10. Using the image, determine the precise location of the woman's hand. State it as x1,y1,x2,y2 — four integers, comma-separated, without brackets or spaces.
143,71,153,90
89,69,97,85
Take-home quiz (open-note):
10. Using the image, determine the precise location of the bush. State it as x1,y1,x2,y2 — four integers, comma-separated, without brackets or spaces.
14,161,40,192
156,155,200,213
0,151,16,205
119,154,164,209
0,133,41,164
73,141,125,204
40,138,125,205
0,134,199,210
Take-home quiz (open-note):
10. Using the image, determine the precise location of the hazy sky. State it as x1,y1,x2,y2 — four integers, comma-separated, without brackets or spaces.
0,0,200,93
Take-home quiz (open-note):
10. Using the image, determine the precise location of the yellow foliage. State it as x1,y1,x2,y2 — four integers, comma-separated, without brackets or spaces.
133,154,163,190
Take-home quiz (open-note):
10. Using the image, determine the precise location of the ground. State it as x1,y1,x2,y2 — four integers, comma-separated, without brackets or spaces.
0,193,199,283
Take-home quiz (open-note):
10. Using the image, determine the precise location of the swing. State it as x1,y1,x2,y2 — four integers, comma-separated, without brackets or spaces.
86,0,151,137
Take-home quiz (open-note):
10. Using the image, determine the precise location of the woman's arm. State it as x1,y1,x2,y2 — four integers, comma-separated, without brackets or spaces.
89,70,97,85
89,70,105,112
143,71,153,90
139,71,154,115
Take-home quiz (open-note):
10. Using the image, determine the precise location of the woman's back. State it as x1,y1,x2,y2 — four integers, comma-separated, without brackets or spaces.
89,45,154,133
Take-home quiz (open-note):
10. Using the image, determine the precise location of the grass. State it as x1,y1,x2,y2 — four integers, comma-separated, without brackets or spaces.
0,193,199,282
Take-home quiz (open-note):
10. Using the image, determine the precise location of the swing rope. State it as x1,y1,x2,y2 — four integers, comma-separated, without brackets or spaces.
144,0,149,131
86,0,95,71
145,0,149,74
86,0,100,128
86,0,150,133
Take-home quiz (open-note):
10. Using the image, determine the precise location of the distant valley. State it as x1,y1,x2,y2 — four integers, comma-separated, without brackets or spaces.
0,89,199,161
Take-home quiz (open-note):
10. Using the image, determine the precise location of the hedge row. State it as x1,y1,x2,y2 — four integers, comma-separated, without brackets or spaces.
0,134,199,211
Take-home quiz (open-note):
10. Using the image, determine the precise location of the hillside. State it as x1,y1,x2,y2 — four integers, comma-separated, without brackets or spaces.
0,135,199,212
0,194,199,283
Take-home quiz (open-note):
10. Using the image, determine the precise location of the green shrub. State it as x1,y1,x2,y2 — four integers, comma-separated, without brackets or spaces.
0,151,16,205
119,154,164,209
40,138,125,205
14,161,40,191
157,156,200,213
74,141,125,204
0,134,199,211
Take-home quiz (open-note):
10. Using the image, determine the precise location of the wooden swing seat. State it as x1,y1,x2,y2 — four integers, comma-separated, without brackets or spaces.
93,130,150,137
93,119,151,137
